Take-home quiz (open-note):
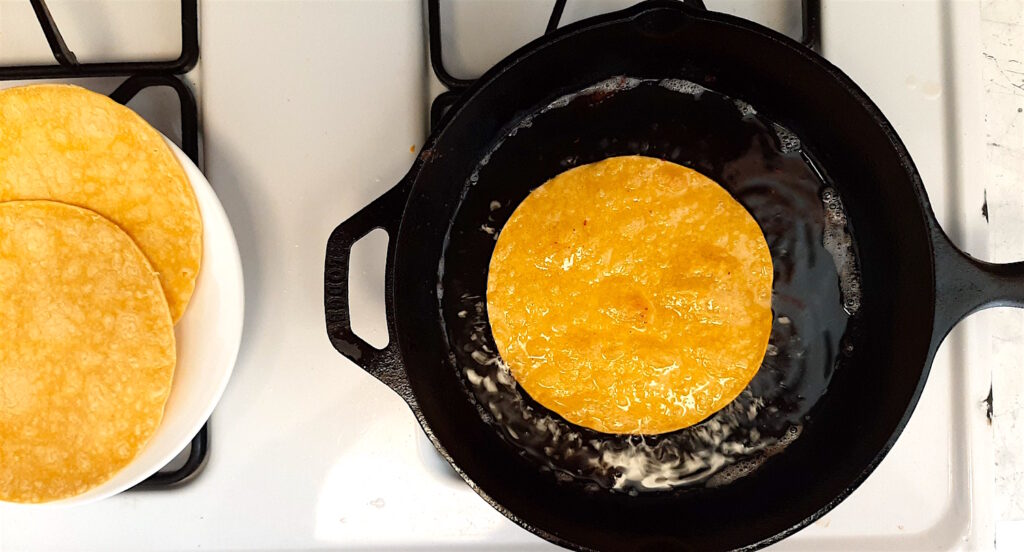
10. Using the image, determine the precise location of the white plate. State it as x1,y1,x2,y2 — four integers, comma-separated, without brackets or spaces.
3,138,245,507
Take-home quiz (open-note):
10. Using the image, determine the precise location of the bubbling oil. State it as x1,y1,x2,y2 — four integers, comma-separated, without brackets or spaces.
822,188,862,315
439,76,861,493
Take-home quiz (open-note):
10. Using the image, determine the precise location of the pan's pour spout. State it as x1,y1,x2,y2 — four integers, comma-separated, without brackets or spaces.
931,223,1024,340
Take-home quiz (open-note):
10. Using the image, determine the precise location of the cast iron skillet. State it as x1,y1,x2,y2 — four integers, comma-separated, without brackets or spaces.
324,1,1024,550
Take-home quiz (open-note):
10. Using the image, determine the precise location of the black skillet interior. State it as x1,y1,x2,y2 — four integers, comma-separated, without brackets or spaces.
439,76,855,493
339,2,939,550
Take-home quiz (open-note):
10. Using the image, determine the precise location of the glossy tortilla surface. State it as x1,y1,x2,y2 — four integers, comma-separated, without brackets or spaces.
487,156,773,434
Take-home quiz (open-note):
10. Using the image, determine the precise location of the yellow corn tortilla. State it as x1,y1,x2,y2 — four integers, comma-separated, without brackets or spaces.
0,200,176,503
0,84,202,322
487,156,773,434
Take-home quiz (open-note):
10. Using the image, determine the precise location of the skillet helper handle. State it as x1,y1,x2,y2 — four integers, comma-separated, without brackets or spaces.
932,226,1024,337
325,180,412,397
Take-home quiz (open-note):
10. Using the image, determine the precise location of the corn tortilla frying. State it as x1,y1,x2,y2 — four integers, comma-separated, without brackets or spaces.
487,156,773,434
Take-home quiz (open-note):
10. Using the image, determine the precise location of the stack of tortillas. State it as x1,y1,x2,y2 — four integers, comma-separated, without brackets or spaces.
0,85,202,503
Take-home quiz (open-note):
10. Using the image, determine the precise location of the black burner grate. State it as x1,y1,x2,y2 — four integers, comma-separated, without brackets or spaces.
4,0,198,80
0,0,207,490
427,0,822,130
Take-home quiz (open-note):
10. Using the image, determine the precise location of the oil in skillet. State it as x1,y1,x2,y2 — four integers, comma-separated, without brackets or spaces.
439,76,861,492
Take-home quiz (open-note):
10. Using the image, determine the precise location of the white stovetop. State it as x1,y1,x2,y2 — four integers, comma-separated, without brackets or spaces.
0,0,1018,550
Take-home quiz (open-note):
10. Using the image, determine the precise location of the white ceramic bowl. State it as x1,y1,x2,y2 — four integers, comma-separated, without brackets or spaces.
4,139,245,507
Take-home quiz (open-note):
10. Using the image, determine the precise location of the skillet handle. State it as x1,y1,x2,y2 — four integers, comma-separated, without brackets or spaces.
932,225,1024,338
325,178,414,401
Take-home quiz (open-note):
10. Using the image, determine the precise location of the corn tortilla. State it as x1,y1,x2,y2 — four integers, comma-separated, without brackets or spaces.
0,200,176,503
487,156,773,434
0,84,202,322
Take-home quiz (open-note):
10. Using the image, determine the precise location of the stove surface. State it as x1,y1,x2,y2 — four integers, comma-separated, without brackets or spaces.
0,1,997,550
